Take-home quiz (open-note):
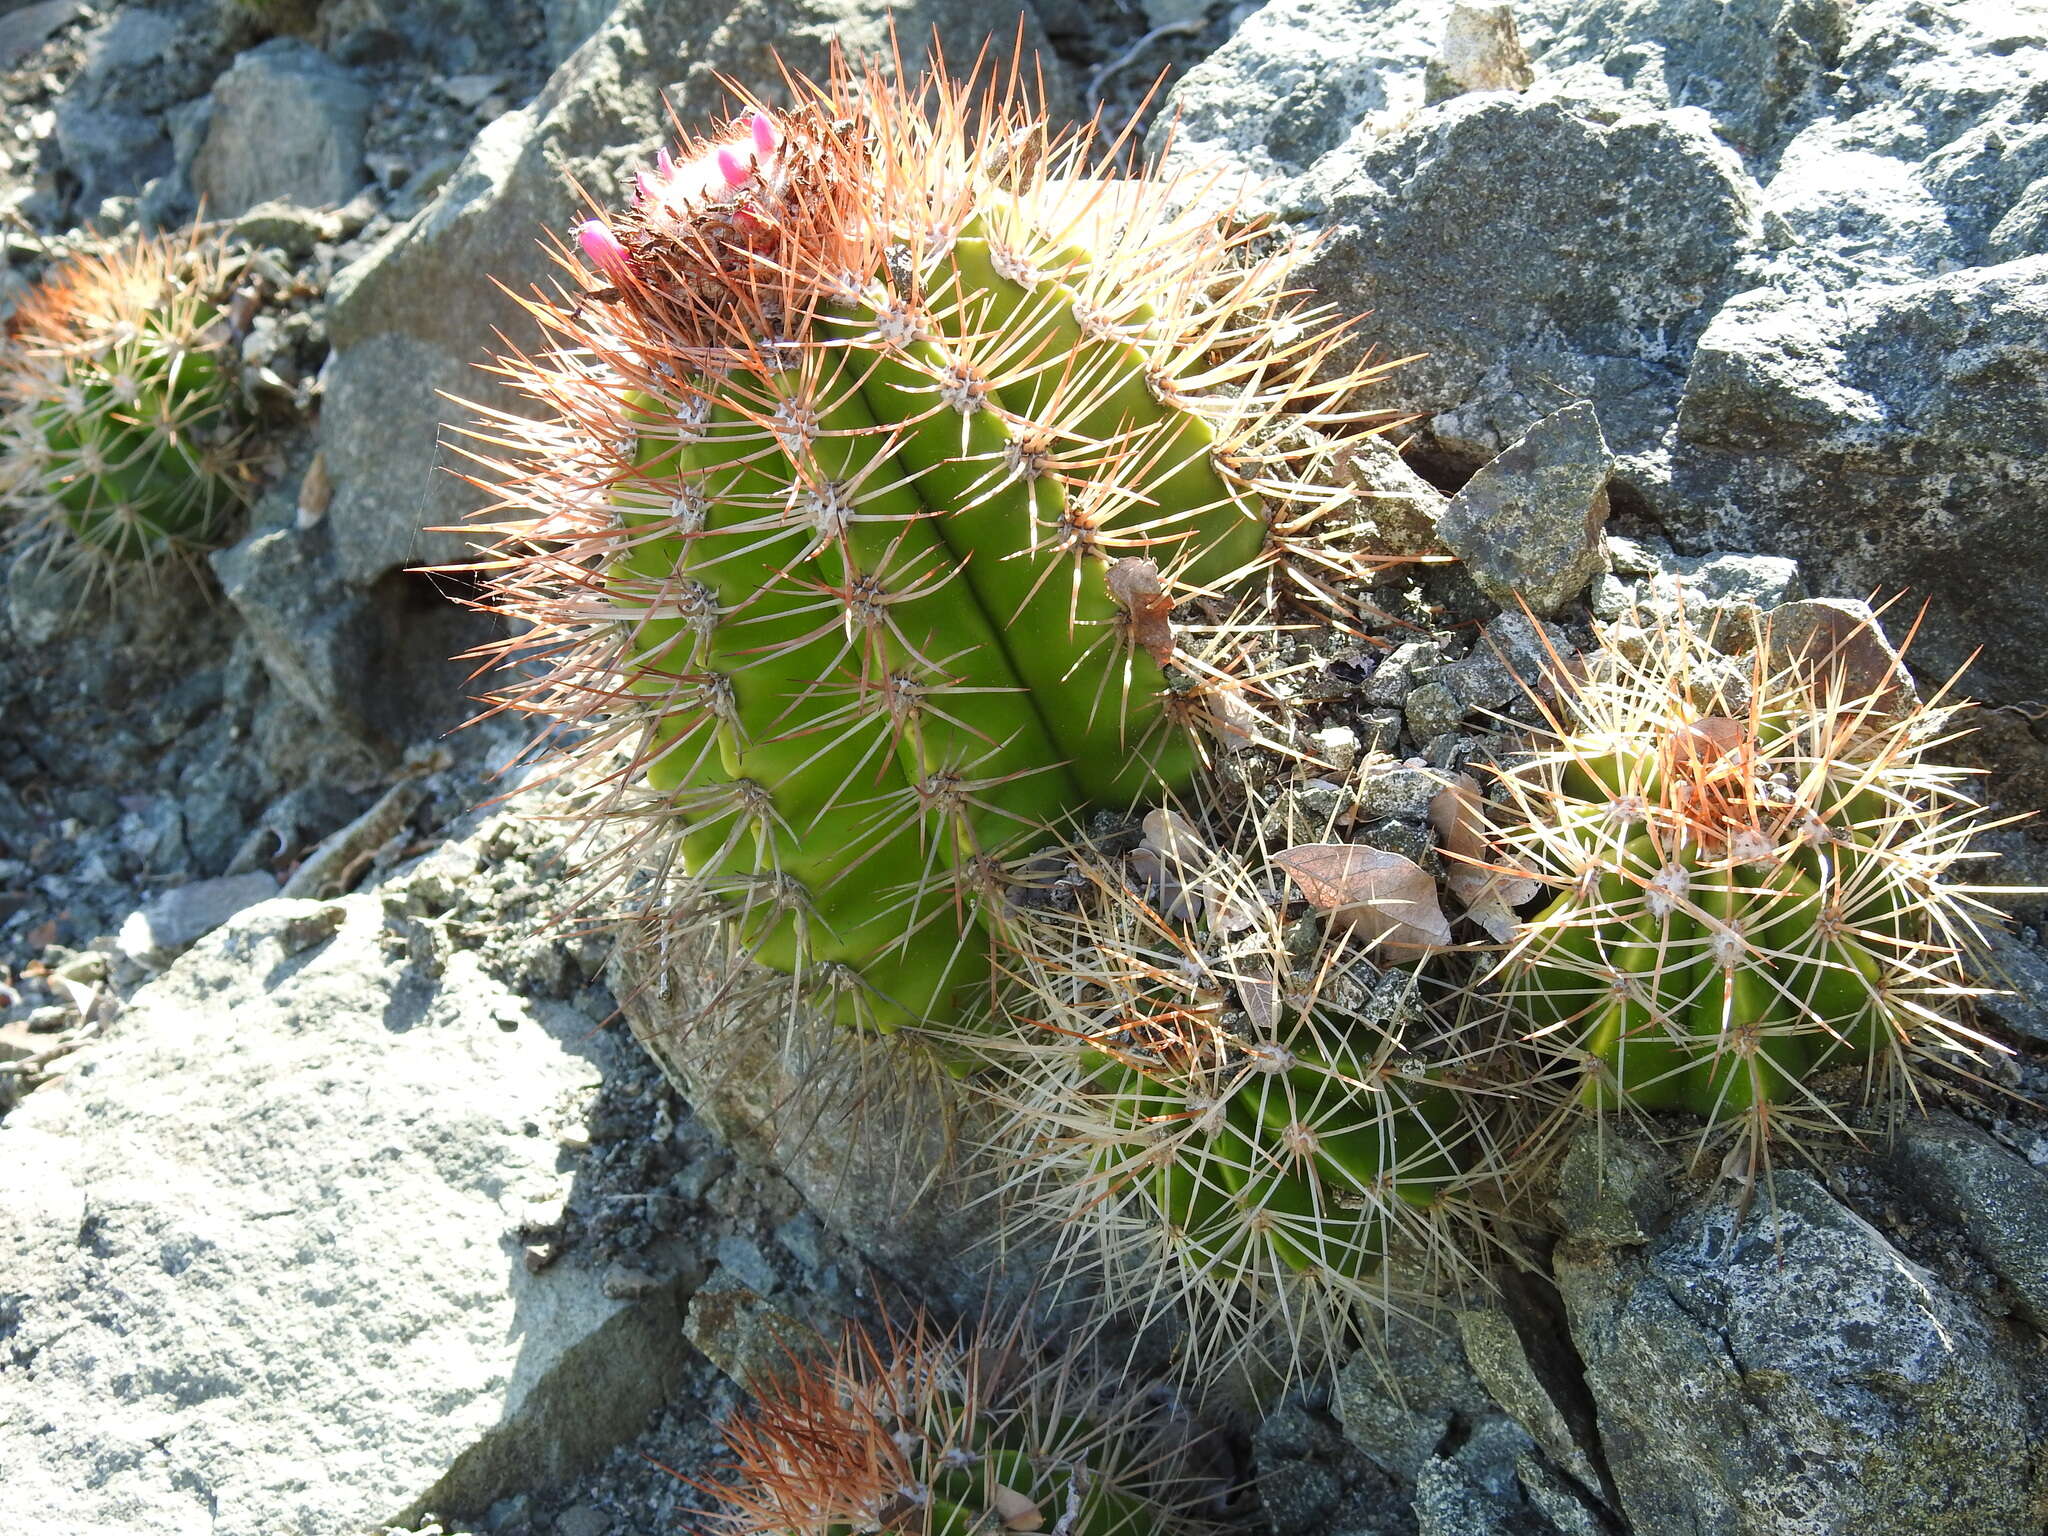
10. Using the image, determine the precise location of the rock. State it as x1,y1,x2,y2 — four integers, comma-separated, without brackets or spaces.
1455,1304,1605,1491
617,939,1028,1307
0,896,693,1534
1155,0,2048,716
0,0,84,69
192,39,372,216
1434,403,1613,616
1974,923,2048,1045
231,199,347,257
210,509,493,753
1294,96,1761,469
1555,1170,2048,1536
1254,1399,1410,1536
114,871,281,967
320,0,1069,589
1335,433,1451,558
1666,259,2048,698
1889,1114,2048,1332
1155,0,1443,191
1423,2,1534,106
1355,762,1441,820
1414,1455,1546,1536
50,10,189,217
1404,680,1467,743
683,1282,823,1393
1550,1129,1673,1247
1759,596,1919,720
1334,1321,1496,1484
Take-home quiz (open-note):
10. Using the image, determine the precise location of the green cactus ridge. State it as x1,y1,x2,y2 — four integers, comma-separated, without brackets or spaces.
1484,607,2006,1143
0,231,247,568
474,72,1399,1033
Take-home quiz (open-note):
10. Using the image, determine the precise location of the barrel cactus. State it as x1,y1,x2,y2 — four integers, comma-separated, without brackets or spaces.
968,808,1519,1382
0,229,248,572
701,1309,1209,1536
1475,604,2011,1165
463,54,1400,1033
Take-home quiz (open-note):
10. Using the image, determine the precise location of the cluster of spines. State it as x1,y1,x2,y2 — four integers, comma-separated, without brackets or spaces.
459,49,1408,1032
697,1309,1210,1536
1472,604,2015,1175
0,228,248,577
961,808,1524,1386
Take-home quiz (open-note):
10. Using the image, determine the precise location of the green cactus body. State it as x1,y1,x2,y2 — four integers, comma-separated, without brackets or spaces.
971,816,1514,1382
475,79,1354,1035
0,233,246,566
1485,607,2000,1141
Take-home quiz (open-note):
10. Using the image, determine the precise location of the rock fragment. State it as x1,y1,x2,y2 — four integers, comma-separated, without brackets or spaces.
1436,403,1612,616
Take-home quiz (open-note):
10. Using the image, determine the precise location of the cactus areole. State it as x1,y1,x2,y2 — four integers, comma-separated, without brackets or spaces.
466,54,1396,1031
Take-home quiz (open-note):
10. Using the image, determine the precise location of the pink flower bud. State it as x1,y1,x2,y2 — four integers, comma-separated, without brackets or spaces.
750,112,777,159
576,219,629,275
656,146,674,178
716,147,750,189
635,170,659,204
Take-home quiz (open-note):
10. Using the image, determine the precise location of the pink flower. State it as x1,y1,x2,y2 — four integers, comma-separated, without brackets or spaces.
750,112,776,158
716,147,750,189
576,219,629,276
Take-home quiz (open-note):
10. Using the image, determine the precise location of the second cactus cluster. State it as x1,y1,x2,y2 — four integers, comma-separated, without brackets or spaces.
470,50,2018,1394
0,230,248,574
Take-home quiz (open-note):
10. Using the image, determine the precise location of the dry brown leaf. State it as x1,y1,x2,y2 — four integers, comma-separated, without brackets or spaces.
992,1485,1044,1531
1427,773,1540,939
1105,556,1176,665
1273,842,1452,951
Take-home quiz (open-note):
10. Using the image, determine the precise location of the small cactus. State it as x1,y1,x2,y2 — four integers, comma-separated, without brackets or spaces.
0,229,249,572
700,1309,1209,1536
966,808,1519,1384
1473,603,2014,1166
462,53,1400,1032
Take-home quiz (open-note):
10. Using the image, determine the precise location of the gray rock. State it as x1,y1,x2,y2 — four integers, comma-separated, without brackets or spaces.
1456,1305,1604,1491
114,871,281,967
50,10,184,216
231,199,347,257
0,0,84,69
1437,403,1613,615
320,0,1068,588
0,896,692,1534
683,1282,824,1394
1153,0,2048,713
1889,1114,2048,1332
1356,762,1442,820
1404,680,1467,742
1414,1454,1548,1536
1423,2,1534,106
617,938,1029,1306
1665,259,2048,698
1527,0,1848,161
1551,1129,1674,1247
1295,95,1762,468
1156,0,1442,190
1556,1170,2048,1536
192,39,371,216
210,507,493,753
1973,923,2048,1045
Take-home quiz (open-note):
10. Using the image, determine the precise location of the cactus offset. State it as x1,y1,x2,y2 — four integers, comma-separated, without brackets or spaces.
0,229,248,572
1476,605,2015,1167
966,808,1519,1383
463,53,1402,1032
701,1309,1209,1536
